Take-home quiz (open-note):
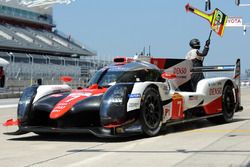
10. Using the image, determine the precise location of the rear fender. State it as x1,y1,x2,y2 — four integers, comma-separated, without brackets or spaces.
196,78,229,105
196,78,238,114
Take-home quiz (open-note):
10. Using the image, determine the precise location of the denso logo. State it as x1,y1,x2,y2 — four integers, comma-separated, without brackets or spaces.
209,87,222,95
173,67,187,75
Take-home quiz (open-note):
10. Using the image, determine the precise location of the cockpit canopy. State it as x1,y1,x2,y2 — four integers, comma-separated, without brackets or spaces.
86,61,164,88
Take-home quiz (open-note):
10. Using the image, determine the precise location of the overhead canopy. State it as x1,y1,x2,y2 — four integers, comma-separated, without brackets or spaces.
19,0,76,8
0,58,9,66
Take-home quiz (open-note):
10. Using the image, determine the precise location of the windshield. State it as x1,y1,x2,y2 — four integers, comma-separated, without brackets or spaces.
86,68,163,88
86,69,124,88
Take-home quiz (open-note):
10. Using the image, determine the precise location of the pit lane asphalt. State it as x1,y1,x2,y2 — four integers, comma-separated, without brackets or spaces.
1,87,250,167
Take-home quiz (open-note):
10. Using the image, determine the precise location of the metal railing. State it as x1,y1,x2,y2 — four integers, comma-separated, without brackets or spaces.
1,53,111,92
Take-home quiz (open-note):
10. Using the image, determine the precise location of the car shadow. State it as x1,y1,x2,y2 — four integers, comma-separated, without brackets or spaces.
6,133,145,143
6,118,248,142
160,117,249,136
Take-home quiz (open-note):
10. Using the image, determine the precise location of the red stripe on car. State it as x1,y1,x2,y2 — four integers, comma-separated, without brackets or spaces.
203,96,222,114
50,87,107,119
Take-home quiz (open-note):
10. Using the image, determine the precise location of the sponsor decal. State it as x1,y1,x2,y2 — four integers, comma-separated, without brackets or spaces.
173,67,187,75
128,93,141,98
217,82,222,86
163,104,171,122
162,85,169,91
208,83,216,87
128,103,140,108
172,93,184,120
124,125,142,133
163,85,170,95
209,81,222,87
109,66,127,71
209,87,222,95
173,67,188,79
82,92,92,96
226,17,242,27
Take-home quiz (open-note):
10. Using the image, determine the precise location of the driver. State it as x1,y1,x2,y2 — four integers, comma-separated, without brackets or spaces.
185,38,210,91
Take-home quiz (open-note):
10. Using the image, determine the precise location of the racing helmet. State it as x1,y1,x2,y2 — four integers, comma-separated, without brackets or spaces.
189,38,200,49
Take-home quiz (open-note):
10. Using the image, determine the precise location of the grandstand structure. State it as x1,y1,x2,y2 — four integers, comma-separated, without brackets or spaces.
0,0,108,90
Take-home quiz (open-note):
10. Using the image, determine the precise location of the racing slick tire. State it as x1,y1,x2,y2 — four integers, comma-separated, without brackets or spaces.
207,84,236,124
140,87,162,137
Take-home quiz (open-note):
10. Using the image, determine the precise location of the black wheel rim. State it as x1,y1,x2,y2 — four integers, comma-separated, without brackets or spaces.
144,93,161,129
223,87,235,117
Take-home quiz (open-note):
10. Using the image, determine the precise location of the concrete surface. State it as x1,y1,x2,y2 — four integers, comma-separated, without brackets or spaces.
0,87,250,167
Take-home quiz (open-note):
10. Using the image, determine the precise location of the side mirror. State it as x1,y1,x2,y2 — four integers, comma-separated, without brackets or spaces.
89,84,99,89
161,72,176,80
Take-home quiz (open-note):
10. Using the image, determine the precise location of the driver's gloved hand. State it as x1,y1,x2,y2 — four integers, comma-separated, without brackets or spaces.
205,39,210,47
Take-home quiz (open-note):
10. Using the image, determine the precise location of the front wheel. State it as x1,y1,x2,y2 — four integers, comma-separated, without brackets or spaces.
140,87,162,137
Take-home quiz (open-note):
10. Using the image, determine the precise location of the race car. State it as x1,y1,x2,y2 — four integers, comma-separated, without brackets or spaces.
3,57,243,137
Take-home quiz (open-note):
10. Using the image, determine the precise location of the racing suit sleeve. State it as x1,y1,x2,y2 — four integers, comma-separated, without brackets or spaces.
196,39,210,57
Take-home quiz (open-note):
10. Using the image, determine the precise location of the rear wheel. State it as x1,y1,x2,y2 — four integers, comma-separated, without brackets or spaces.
207,84,236,124
140,87,162,137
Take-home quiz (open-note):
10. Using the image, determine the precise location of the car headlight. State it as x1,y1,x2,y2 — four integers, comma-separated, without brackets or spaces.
109,86,126,104
100,84,133,126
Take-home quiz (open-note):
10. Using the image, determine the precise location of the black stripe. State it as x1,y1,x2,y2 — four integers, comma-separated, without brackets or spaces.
198,100,204,105
164,59,185,69
221,12,227,25
162,98,172,105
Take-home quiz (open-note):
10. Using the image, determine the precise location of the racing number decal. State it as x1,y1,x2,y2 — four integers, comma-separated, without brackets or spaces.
172,93,184,120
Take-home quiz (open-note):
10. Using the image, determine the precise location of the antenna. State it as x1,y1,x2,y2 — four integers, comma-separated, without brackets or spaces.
205,0,211,11
148,45,151,56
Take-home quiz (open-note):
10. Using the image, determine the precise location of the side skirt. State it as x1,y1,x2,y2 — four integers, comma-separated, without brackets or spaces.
163,113,223,127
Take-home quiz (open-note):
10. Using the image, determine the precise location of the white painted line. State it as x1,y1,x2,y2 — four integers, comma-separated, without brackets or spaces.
0,104,18,109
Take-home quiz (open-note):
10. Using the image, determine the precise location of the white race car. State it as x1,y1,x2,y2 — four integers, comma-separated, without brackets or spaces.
4,57,243,137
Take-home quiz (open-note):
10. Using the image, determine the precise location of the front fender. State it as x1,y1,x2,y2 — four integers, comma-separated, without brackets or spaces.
127,82,170,112
18,85,38,125
100,83,134,126
33,85,71,103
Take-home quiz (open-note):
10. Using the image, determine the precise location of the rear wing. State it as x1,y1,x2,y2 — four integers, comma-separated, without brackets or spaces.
191,59,241,85
151,58,240,92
